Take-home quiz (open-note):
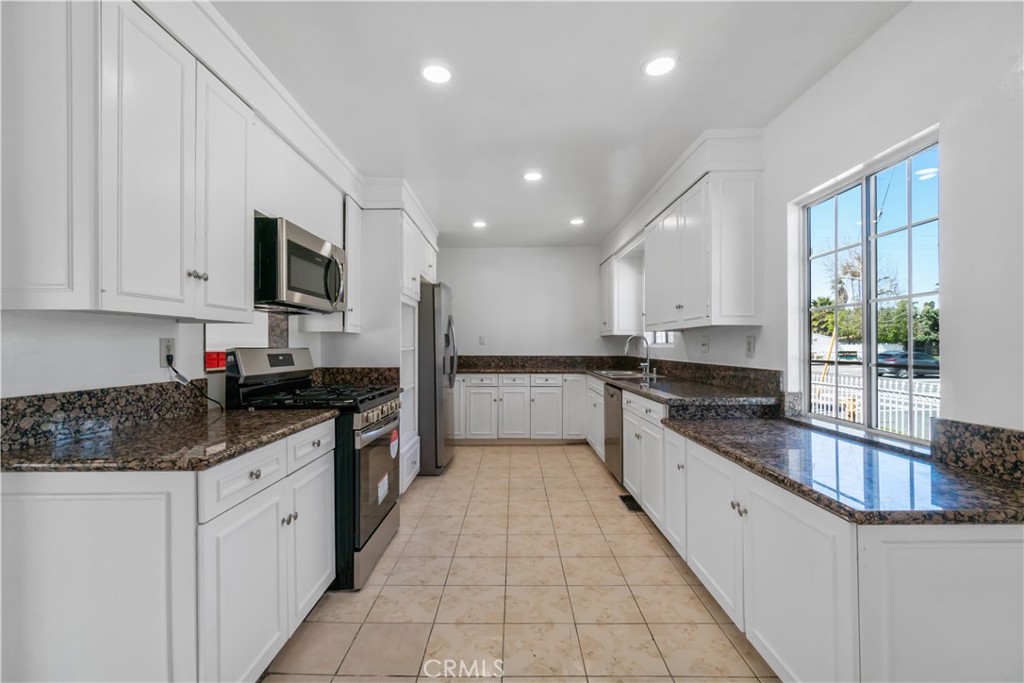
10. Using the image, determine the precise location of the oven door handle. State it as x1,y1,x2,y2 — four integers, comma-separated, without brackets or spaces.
355,416,400,450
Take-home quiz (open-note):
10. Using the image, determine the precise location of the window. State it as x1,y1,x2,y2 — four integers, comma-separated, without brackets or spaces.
647,331,676,346
806,143,939,441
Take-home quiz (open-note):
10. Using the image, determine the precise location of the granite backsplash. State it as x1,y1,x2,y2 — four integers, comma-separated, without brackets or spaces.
932,418,1024,484
313,367,400,387
458,355,784,397
2,380,209,451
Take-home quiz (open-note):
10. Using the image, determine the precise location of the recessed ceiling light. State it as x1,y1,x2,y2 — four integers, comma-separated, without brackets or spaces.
472,220,487,229
421,62,452,84
643,53,677,77
523,171,543,181
570,217,585,226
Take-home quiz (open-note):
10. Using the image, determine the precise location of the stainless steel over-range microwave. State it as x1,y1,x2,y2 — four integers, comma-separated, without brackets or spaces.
254,216,345,314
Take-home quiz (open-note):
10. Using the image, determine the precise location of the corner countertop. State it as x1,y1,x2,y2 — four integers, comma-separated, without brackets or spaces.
1,408,339,473
664,418,1024,525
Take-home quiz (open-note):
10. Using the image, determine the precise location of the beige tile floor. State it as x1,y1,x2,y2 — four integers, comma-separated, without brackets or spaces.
264,444,780,683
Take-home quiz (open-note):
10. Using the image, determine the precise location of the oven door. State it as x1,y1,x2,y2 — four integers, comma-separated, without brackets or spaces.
354,415,400,549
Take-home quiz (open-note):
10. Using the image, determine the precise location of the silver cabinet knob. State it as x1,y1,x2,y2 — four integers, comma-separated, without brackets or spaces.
677,463,685,470
202,272,209,281
348,307,354,312
186,269,198,279
730,500,738,510
737,506,748,517
292,511,299,521
411,276,417,281
313,439,321,448
249,469,262,480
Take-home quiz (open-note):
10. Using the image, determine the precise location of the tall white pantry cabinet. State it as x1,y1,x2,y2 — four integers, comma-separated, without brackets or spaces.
2,2,257,322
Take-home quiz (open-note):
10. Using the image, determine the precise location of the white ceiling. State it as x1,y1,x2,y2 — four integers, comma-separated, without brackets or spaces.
214,1,905,248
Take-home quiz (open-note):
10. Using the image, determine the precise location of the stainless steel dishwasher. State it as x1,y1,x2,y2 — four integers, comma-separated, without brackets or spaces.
603,384,623,483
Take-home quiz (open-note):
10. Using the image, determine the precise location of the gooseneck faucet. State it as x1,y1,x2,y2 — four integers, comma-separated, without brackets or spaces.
624,335,653,378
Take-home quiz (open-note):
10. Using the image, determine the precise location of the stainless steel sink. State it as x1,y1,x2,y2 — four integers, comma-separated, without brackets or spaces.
593,370,659,380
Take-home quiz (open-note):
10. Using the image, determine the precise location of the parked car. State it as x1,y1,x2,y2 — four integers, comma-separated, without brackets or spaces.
876,351,940,378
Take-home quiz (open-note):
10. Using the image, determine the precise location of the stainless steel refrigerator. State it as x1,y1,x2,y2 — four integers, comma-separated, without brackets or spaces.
418,281,457,475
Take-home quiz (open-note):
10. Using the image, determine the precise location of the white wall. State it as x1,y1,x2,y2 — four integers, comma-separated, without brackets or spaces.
1,312,204,397
765,1,1023,429
439,247,619,356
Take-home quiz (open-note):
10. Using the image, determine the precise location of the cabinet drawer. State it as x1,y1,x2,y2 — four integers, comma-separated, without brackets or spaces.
499,374,529,386
531,374,562,386
286,421,335,473
587,375,605,394
199,440,288,523
623,392,667,423
465,374,497,386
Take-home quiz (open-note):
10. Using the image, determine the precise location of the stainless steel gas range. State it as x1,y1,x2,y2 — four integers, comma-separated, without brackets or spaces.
226,347,400,590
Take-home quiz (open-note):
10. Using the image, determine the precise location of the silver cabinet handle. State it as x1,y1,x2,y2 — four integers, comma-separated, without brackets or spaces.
313,439,321,448
282,513,294,526
249,469,262,480
677,463,685,470
730,500,738,510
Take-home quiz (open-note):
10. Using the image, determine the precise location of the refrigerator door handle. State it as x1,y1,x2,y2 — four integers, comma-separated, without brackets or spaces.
447,315,458,388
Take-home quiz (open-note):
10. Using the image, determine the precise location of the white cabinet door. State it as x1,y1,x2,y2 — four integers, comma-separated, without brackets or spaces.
530,387,563,439
465,386,498,439
401,216,421,300
662,429,687,558
194,64,253,323
638,418,665,527
599,260,614,334
586,391,605,460
286,455,335,633
686,440,745,628
199,481,289,683
99,1,196,317
621,410,641,497
642,217,663,329
498,386,530,438
709,172,761,325
658,205,686,329
450,377,466,439
679,177,710,327
741,468,859,683
561,374,587,439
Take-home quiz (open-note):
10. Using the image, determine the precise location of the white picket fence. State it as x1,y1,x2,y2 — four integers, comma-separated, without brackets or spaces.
810,374,940,440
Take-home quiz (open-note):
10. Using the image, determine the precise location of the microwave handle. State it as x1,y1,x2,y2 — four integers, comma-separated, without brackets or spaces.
324,255,343,310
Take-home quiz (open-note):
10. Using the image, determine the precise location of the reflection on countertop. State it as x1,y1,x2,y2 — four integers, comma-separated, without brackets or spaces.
664,418,1024,525
2,408,339,473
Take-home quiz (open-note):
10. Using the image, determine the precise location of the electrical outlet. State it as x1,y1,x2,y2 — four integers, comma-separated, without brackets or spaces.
700,336,710,353
746,335,757,358
479,335,486,346
159,338,175,368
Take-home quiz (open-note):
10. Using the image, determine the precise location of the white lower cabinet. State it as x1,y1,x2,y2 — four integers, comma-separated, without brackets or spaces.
685,440,747,627
498,386,531,438
561,374,587,439
198,442,334,683
621,410,641,497
662,429,687,555
742,466,858,683
531,387,563,438
198,478,290,683
586,389,605,460
638,417,665,527
449,376,466,439
465,386,499,439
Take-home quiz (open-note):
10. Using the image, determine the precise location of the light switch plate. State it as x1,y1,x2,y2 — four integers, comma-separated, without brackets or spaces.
479,335,486,345
746,335,757,358
700,336,710,353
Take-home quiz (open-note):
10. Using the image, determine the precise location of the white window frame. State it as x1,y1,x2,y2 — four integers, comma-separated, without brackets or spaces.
797,127,940,446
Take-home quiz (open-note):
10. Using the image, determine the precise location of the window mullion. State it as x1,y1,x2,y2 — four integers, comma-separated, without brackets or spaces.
862,177,873,429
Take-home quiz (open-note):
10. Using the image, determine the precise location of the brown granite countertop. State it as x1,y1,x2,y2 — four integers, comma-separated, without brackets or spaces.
1,409,338,473
664,418,1024,525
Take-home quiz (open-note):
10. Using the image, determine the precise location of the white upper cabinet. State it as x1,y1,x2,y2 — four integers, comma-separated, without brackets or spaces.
99,1,197,318
2,2,257,323
401,215,422,300
600,248,644,337
644,171,762,331
194,65,255,323
599,260,614,334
